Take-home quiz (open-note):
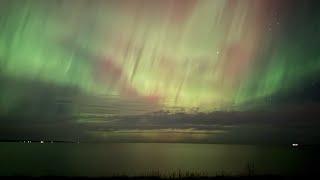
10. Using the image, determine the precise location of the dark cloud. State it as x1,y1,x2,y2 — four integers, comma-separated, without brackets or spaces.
1,74,320,144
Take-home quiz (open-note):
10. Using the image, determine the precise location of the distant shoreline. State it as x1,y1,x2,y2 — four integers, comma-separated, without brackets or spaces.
0,140,77,143
1,140,320,148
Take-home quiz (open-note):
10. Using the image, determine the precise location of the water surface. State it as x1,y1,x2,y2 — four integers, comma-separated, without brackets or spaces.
0,142,318,176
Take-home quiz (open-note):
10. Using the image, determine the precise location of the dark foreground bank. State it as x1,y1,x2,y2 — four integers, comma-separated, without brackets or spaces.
0,175,314,180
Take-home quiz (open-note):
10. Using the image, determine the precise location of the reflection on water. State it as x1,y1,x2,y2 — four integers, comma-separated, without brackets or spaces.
0,143,318,176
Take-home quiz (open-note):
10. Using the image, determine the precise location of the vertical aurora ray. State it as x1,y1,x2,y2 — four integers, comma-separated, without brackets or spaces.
0,0,319,117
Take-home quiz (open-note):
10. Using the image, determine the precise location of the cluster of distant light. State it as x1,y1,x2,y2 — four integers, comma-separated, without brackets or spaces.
22,140,46,144
0,0,319,116
21,140,78,144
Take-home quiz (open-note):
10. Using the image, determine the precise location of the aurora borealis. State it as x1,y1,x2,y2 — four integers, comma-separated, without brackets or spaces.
1,0,320,143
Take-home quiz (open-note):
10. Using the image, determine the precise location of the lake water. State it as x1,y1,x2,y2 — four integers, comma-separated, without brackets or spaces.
0,142,318,176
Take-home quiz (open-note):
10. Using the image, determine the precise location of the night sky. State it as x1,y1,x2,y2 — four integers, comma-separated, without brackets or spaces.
1,0,320,144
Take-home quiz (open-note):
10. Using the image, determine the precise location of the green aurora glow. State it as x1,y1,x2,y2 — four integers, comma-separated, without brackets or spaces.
0,0,320,116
